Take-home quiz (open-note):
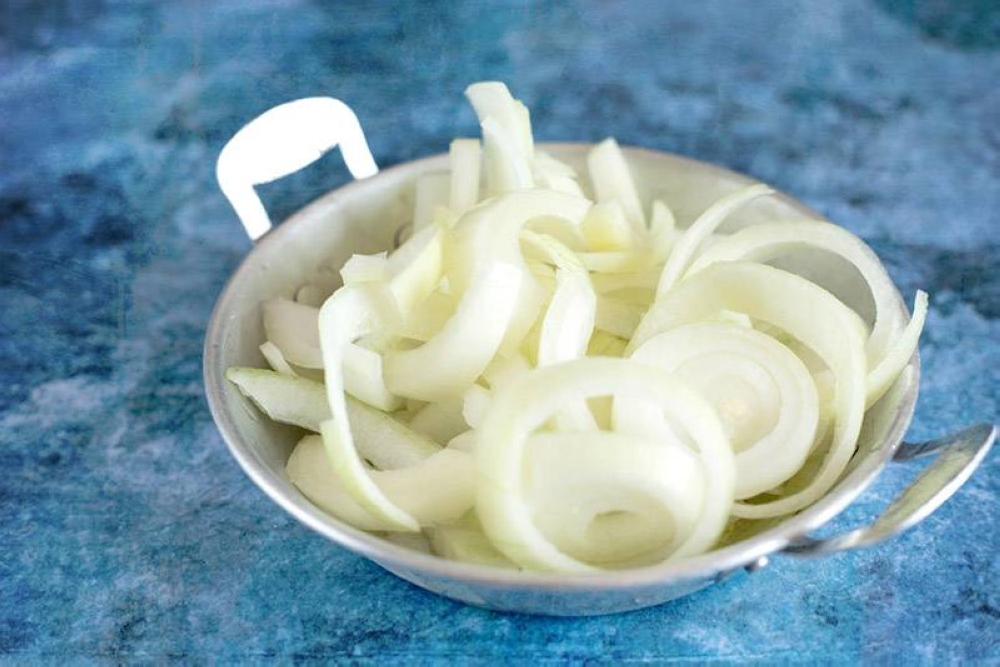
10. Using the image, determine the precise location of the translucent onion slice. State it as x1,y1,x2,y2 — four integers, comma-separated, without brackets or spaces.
587,138,646,234
407,397,469,445
288,435,474,531
263,297,326,368
341,252,388,285
394,290,455,342
226,367,439,468
620,322,819,498
594,296,644,340
384,262,524,401
448,190,592,352
590,266,661,295
259,340,297,376
467,82,534,195
481,117,534,193
685,220,904,369
577,249,652,274
412,173,451,230
482,353,532,391
521,231,599,431
532,151,586,197
427,513,518,569
475,358,734,572
630,261,867,518
526,431,705,567
385,223,444,318
580,200,633,251
655,184,773,298
318,284,419,531
865,290,927,407
465,82,533,162
649,199,677,261
262,297,400,410
449,139,482,214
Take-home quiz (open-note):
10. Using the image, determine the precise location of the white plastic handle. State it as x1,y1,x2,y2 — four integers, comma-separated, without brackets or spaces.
216,97,379,241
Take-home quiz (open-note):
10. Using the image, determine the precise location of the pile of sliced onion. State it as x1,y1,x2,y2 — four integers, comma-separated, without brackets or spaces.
227,82,927,573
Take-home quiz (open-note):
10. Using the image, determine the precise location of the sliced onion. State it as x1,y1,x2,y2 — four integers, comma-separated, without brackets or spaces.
259,340,297,376
655,184,772,298
620,322,819,498
475,358,734,572
580,200,633,251
526,431,705,567
412,173,451,230
685,220,903,369
288,435,474,531
631,261,867,518
384,262,523,401
587,138,645,234
226,367,438,467
318,284,419,531
449,139,482,214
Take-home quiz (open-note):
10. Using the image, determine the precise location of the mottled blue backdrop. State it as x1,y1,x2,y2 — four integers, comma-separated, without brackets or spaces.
1,0,998,662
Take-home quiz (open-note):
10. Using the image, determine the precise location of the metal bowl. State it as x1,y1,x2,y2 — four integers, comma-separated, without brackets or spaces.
204,100,995,616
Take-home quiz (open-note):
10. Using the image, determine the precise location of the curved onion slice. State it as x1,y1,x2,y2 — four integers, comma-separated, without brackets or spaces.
385,223,444,317
449,139,482,214
685,220,903,366
288,435,474,531
427,513,517,569
475,358,734,572
620,322,819,498
587,138,645,233
580,200,633,251
226,367,439,468
467,82,534,195
262,297,400,410
407,397,468,445
533,151,586,197
384,262,523,401
526,431,705,567
318,284,419,531
865,290,927,407
655,184,773,298
631,261,867,518
521,231,598,431
448,190,591,351
259,340,297,376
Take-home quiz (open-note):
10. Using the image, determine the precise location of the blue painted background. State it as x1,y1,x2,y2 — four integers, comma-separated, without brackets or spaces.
1,0,997,662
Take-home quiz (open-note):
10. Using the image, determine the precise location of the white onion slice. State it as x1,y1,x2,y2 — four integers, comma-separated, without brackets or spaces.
587,138,645,233
622,322,819,498
475,358,734,572
686,220,903,367
412,173,451,230
318,284,419,531
449,139,482,214
631,261,867,518
288,435,473,531
655,184,773,298
226,367,438,468
385,262,524,401
259,340,297,376
526,431,705,566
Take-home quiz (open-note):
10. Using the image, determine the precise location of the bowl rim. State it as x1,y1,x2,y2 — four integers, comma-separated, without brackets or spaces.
204,142,919,591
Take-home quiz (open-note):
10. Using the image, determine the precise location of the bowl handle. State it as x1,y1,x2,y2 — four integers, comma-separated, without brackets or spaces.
782,423,996,557
216,98,379,241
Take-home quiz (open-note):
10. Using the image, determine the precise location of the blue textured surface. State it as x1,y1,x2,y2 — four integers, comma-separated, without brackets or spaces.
2,0,998,662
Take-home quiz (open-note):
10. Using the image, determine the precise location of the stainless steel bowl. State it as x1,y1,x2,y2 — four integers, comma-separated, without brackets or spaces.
204,99,995,616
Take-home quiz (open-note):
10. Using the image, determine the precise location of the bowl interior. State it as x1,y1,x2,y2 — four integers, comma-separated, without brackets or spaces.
205,144,917,592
